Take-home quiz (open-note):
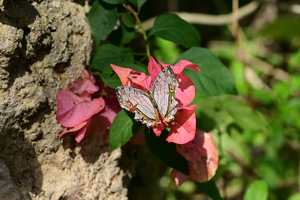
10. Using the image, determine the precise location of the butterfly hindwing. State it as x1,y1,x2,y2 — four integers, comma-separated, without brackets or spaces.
115,86,160,127
151,66,179,123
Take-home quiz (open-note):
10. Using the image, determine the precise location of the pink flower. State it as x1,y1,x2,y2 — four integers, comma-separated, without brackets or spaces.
111,57,200,144
171,129,219,185
56,69,119,143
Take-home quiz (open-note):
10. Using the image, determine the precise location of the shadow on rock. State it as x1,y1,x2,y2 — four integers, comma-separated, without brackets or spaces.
0,129,43,198
62,125,111,164
0,0,39,28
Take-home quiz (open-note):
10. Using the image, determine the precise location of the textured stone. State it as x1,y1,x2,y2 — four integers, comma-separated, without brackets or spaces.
0,0,130,199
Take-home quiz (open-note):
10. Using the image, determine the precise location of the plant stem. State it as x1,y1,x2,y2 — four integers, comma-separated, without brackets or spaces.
232,0,254,109
125,4,151,60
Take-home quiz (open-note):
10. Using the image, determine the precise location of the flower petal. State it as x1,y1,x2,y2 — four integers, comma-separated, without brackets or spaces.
128,71,152,90
176,129,219,183
68,69,99,95
171,169,187,186
148,56,162,86
111,64,133,86
172,60,200,74
59,121,87,138
157,59,199,74
152,122,166,136
98,97,121,129
56,90,105,127
167,105,196,144
75,114,99,143
176,74,195,106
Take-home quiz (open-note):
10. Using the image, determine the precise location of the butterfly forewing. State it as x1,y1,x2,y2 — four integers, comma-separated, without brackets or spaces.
151,66,179,123
115,86,160,127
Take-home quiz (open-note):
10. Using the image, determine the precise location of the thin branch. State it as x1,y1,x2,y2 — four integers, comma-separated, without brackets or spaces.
141,1,259,31
124,4,151,60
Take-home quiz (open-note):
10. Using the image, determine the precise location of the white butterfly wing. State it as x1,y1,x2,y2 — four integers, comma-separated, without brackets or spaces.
115,86,160,127
151,66,179,123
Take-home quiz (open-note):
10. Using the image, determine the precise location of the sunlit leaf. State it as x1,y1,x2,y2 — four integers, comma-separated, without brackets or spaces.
288,193,300,200
244,180,268,200
109,110,143,151
175,47,237,96
148,14,201,48
223,99,266,131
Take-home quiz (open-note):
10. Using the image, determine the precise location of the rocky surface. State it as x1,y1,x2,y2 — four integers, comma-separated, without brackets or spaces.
0,0,130,199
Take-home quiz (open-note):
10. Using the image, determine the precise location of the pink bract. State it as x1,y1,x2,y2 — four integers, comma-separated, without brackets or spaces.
56,90,105,127
68,69,99,95
167,105,196,144
171,129,219,185
56,69,119,143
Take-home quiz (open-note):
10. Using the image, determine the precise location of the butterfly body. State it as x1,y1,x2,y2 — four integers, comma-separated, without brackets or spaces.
115,66,179,127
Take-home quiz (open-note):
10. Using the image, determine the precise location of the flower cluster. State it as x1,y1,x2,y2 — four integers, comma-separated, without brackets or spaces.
111,57,199,144
56,69,119,142
56,58,218,186
111,57,218,185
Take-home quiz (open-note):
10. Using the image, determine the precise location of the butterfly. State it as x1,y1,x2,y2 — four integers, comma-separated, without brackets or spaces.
115,66,179,127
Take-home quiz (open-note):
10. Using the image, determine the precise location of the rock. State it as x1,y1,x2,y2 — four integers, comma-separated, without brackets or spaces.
0,0,130,199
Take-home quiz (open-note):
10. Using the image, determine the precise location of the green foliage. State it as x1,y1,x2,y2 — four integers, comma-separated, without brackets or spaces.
195,180,224,200
145,129,189,175
176,47,238,96
128,0,148,11
90,44,134,88
148,14,201,48
288,193,300,200
110,26,136,46
109,110,143,151
88,1,118,45
244,180,268,200
122,14,136,28
86,1,300,199
289,48,300,71
102,0,125,4
259,17,300,43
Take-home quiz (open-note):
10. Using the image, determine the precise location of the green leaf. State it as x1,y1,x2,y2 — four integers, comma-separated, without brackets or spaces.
89,44,134,88
109,110,143,151
110,26,136,46
288,48,300,70
244,180,268,200
175,47,237,96
259,17,300,43
195,180,224,200
88,1,118,45
103,0,125,4
145,129,189,175
288,193,300,200
223,99,266,131
122,14,136,28
148,14,201,48
128,0,147,10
